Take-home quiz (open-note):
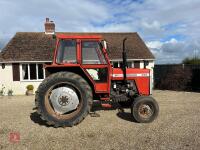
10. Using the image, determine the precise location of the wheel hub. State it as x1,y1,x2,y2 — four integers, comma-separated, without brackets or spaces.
138,104,153,119
50,87,79,114
58,95,70,106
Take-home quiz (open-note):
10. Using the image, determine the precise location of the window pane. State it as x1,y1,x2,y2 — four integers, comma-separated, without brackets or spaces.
113,62,119,68
134,61,140,68
119,62,123,68
22,64,28,80
30,64,37,80
82,41,106,64
38,64,44,79
127,62,132,68
57,40,77,63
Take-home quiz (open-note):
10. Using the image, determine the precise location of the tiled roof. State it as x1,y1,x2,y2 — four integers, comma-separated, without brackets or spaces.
0,32,155,62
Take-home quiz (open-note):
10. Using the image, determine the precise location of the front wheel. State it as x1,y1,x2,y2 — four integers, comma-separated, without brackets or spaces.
131,96,159,123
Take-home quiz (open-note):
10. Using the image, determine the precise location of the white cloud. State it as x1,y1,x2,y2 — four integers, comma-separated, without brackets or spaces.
146,41,163,49
166,38,178,44
141,20,161,30
147,38,200,64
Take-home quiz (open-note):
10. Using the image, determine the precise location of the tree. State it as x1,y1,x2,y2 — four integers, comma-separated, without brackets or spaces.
182,57,200,64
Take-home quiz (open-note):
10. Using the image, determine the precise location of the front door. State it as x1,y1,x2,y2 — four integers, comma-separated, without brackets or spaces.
80,40,110,93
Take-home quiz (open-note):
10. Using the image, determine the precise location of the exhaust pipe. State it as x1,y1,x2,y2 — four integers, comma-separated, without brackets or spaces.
122,37,127,83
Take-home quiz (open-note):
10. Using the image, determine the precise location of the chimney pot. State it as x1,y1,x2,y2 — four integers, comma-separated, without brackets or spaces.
46,18,49,22
44,18,55,34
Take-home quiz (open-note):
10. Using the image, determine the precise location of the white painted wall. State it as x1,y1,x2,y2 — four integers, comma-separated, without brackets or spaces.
140,61,144,69
0,64,42,95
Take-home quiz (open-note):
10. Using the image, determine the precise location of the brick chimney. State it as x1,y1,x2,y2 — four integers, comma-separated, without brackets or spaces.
44,18,55,34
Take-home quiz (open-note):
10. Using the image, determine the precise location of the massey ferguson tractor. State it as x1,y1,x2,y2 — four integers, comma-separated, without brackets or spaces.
35,34,159,127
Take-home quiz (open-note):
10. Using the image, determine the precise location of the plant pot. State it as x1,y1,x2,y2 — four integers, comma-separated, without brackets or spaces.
8,93,13,96
0,93,4,98
26,90,34,96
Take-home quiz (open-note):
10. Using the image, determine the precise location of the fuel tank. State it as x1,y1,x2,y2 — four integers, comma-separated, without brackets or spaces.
111,68,150,95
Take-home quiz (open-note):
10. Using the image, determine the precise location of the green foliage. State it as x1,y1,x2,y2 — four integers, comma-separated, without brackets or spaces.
26,85,34,91
0,84,5,96
7,89,13,96
182,57,200,64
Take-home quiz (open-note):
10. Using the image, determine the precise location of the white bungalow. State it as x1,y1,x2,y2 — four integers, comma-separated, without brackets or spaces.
0,18,155,95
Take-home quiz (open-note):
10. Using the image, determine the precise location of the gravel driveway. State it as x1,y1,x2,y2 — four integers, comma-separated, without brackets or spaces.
0,90,200,150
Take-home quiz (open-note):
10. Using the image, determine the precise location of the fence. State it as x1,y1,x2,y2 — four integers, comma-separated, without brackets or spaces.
154,64,200,91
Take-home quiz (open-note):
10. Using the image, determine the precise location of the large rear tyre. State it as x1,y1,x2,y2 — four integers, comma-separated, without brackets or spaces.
35,72,93,127
131,96,159,123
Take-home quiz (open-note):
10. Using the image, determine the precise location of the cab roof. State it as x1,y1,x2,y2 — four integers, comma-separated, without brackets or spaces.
56,34,102,39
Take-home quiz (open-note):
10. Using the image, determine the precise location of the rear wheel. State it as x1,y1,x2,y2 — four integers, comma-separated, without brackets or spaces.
36,72,93,127
131,96,159,123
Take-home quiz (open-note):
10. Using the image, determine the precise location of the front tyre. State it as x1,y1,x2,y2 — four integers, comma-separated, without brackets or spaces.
131,96,159,123
36,72,93,127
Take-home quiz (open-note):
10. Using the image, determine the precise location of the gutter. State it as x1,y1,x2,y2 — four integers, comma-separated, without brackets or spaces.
0,60,52,63
0,59,155,64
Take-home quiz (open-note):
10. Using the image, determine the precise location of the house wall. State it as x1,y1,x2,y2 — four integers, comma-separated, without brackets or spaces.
0,63,41,95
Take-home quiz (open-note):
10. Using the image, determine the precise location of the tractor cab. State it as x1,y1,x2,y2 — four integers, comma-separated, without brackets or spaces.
49,34,111,94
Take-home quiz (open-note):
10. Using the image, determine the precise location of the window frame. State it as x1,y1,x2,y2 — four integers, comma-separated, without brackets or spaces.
20,63,46,81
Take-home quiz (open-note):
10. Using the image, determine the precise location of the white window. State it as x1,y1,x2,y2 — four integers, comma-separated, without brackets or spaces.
112,61,134,68
20,64,45,81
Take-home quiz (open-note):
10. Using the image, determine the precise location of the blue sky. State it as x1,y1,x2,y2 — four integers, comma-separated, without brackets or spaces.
0,0,200,64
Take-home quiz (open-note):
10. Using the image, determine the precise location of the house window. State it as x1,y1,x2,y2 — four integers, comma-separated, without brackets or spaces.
134,61,140,68
119,62,123,68
113,62,119,68
21,64,45,81
144,61,149,69
127,62,133,68
112,61,133,68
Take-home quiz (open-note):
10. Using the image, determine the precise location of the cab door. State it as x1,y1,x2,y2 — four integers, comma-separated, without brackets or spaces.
80,40,110,93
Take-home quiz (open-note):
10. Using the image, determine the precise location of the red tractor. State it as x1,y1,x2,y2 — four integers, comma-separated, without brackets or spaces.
35,34,159,127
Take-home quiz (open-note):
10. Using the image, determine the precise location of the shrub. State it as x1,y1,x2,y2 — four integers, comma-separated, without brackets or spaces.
7,89,13,96
157,66,192,91
183,57,200,64
26,85,34,91
0,84,5,96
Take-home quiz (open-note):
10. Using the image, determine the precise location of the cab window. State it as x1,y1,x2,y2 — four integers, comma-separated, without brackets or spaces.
56,40,77,64
82,41,106,64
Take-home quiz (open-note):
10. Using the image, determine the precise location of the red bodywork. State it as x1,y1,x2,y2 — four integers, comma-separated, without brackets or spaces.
46,34,150,100
112,68,150,95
